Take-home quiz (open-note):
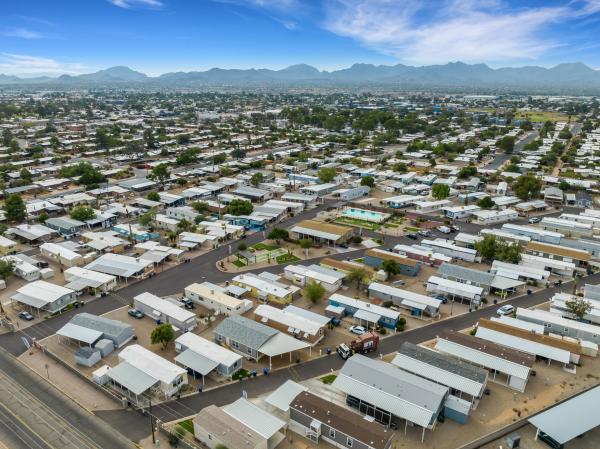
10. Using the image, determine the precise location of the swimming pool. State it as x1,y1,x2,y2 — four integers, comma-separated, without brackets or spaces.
341,208,391,223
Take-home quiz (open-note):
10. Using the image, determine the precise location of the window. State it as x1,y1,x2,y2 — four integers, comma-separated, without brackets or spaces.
346,437,353,447
247,347,252,354
208,434,212,440
329,429,335,438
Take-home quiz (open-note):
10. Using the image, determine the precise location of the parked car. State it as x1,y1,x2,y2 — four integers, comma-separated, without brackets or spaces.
179,298,195,309
436,226,452,234
330,317,341,327
450,225,460,232
406,233,418,240
528,217,541,224
18,311,34,321
392,279,406,287
128,308,145,319
349,325,367,335
417,230,431,237
497,304,515,316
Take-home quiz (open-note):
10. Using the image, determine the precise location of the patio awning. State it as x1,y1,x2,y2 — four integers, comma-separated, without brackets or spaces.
401,299,427,311
353,308,381,324
258,333,310,358
174,349,219,376
106,362,158,396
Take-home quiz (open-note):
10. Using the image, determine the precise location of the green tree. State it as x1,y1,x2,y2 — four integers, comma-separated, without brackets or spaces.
2,128,13,147
299,238,312,257
360,176,375,188
231,148,246,159
346,267,369,294
267,227,289,243
148,164,171,188
70,205,96,221
432,184,450,200
304,281,326,304
150,323,175,350
9,139,20,153
143,128,157,149
477,196,495,209
19,168,33,184
192,201,209,213
250,172,264,187
146,191,160,202
139,208,157,227
458,165,477,179
177,219,194,232
475,235,522,263
381,259,401,277
38,211,48,223
0,259,15,281
496,135,515,154
317,167,337,183
565,297,592,320
513,174,542,201
227,199,253,216
4,194,26,222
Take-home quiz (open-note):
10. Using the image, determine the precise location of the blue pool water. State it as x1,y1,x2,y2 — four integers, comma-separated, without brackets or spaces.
342,208,388,223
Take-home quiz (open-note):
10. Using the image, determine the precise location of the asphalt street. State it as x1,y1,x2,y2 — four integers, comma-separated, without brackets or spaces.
0,348,135,449
486,129,539,170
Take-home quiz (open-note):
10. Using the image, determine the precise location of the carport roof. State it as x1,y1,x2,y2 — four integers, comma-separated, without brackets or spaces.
56,323,103,345
106,362,158,396
529,385,600,444
258,333,310,358
353,308,382,323
265,380,308,412
174,349,219,376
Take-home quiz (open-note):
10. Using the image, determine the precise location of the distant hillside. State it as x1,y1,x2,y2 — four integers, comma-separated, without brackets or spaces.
2,62,600,92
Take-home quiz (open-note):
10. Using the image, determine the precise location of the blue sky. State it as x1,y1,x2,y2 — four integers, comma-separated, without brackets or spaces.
2,0,600,76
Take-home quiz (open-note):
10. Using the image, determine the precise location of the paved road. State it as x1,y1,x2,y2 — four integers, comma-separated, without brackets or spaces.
149,270,600,423
0,348,135,449
486,130,539,170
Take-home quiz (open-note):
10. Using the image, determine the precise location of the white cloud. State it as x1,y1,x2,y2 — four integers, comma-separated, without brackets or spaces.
3,27,44,39
0,54,89,76
324,0,598,64
108,0,163,9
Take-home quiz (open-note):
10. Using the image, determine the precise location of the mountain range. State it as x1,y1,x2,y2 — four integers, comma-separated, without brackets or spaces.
2,62,600,92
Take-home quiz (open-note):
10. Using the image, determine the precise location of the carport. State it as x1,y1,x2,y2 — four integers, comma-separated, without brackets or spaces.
56,323,102,347
258,333,310,369
174,348,219,385
353,308,381,330
529,385,600,448
106,362,158,403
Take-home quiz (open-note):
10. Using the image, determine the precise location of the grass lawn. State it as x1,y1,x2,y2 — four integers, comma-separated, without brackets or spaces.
253,242,279,251
383,222,399,228
353,257,365,263
334,216,380,231
276,253,301,264
405,226,420,232
232,259,246,268
177,419,194,434
320,374,337,385
515,110,569,123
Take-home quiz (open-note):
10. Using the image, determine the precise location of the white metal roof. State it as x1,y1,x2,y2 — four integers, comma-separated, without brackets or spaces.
258,332,310,357
491,315,545,333
56,322,103,345
475,326,571,364
64,267,115,286
329,293,400,320
265,380,308,412
174,349,219,376
369,282,442,309
392,352,484,398
427,276,483,299
491,260,549,281
119,344,186,384
284,264,345,285
13,280,74,305
289,225,342,241
233,273,291,299
521,253,576,270
333,355,447,428
529,385,600,444
175,332,241,367
255,304,323,336
517,307,600,336
184,283,245,309
134,292,196,324
222,398,286,439
435,338,531,380
106,362,158,396
85,253,153,278
354,308,382,323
